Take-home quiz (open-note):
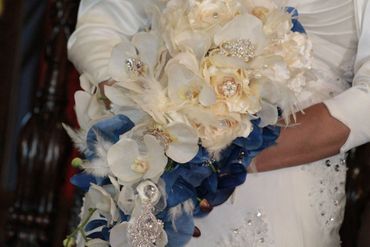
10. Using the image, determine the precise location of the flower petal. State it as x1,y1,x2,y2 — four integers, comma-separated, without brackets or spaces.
143,135,167,181
104,85,135,106
118,185,135,215
107,138,142,184
109,40,137,82
132,32,162,73
110,222,131,247
166,123,199,163
214,14,267,53
199,85,217,106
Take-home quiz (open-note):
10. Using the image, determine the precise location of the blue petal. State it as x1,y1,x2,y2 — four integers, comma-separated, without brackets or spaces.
70,173,97,192
188,147,210,164
101,227,111,241
70,173,111,191
179,165,213,187
286,7,306,33
204,187,236,207
86,114,135,159
165,178,197,208
85,219,108,232
86,231,106,240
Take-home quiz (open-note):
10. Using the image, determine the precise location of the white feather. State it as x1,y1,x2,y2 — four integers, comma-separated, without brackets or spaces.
82,158,111,177
62,123,87,153
168,199,194,231
82,132,114,177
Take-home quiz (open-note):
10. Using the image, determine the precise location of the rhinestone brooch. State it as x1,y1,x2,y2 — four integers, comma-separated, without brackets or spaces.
219,39,256,62
126,57,145,76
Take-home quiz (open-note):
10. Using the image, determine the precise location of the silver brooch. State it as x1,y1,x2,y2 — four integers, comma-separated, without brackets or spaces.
126,57,145,76
128,181,165,247
127,202,164,247
219,39,256,62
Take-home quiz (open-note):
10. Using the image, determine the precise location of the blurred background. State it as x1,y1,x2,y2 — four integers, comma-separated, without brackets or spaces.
0,0,369,246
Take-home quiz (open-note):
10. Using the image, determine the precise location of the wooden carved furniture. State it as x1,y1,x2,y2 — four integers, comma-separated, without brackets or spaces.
4,0,79,246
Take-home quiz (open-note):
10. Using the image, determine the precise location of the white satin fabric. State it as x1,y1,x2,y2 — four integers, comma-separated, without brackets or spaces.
67,0,370,246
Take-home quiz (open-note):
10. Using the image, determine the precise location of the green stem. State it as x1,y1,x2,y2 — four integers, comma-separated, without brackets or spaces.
65,208,97,241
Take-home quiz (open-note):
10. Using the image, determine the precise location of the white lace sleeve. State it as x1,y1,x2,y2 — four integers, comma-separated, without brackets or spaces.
67,0,149,84
324,0,370,152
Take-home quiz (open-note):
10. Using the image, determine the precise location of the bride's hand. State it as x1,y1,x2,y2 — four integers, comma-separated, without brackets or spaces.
254,103,350,172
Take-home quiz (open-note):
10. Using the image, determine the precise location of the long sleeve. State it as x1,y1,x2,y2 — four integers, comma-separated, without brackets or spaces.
67,0,149,84
323,0,370,152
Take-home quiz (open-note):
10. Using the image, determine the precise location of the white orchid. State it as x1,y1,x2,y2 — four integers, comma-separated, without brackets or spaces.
166,52,216,107
107,135,168,185
214,13,268,56
85,184,120,225
109,32,166,82
123,119,199,163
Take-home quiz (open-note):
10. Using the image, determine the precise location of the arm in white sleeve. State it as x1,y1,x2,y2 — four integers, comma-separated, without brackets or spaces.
324,0,370,152
67,0,149,84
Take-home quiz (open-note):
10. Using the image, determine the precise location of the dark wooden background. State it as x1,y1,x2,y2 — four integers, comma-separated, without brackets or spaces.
0,0,369,246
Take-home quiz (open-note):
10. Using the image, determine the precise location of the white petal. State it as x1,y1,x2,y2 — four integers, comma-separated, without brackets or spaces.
214,14,267,53
109,40,137,82
86,184,118,225
104,85,135,106
118,185,135,215
258,101,279,127
132,32,161,73
107,138,143,184
167,142,200,164
199,85,217,106
87,95,105,121
110,223,131,247
175,31,211,60
166,123,199,163
166,53,201,103
75,90,92,129
86,239,109,247
143,135,167,181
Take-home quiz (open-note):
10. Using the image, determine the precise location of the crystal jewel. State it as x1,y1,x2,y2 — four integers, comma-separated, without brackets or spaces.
128,203,164,247
220,39,256,62
126,57,145,75
145,127,172,149
220,78,239,97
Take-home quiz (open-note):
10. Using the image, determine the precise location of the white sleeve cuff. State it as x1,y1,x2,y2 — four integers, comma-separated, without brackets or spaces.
324,85,370,152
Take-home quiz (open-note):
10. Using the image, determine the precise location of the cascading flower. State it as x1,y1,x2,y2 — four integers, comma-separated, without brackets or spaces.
66,1,314,246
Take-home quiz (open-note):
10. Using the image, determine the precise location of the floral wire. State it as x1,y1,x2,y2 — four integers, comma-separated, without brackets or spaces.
65,208,97,244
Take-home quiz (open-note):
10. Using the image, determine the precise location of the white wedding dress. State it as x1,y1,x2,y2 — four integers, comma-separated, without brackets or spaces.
68,0,370,246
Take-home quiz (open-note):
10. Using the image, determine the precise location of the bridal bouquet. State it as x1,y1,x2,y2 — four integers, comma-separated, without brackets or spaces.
64,0,314,246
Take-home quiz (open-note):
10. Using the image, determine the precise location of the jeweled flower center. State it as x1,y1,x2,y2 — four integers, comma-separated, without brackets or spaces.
146,128,173,149
220,39,256,62
219,78,239,97
126,57,145,75
132,159,149,174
